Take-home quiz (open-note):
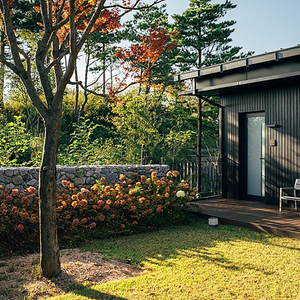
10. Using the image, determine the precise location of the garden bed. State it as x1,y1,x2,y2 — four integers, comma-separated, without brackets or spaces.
0,248,143,300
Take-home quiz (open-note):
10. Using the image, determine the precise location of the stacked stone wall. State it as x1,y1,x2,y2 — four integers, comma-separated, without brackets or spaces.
0,165,169,191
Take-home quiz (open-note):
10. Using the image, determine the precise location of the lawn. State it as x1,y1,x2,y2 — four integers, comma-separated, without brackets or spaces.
47,214,300,300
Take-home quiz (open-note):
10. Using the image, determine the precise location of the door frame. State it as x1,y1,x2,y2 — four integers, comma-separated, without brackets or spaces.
239,111,266,201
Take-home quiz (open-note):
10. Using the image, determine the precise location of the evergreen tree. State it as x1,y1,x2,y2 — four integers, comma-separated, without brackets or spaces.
173,0,252,71
119,4,179,93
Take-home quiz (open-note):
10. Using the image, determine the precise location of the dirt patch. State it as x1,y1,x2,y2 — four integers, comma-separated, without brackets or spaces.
0,248,143,299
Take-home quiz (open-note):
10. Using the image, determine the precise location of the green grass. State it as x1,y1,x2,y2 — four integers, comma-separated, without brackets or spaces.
48,214,300,300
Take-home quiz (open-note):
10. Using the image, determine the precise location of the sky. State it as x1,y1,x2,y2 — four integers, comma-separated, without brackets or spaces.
163,0,300,55
75,0,300,83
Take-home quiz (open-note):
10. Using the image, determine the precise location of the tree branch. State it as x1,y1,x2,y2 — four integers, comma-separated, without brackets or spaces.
104,0,165,10
18,47,31,77
69,80,107,97
0,0,48,118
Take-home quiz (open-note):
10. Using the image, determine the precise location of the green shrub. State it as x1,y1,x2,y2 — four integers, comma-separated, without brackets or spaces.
0,170,196,252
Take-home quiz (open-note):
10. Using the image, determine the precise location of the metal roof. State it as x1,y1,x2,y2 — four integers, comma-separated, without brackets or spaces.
174,45,300,95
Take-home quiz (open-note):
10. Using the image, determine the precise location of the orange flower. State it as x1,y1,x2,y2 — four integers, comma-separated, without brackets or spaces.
104,186,111,193
81,218,88,224
71,201,78,208
80,199,88,206
62,180,69,187
119,174,126,181
139,197,146,203
91,184,98,191
172,170,180,177
57,206,64,211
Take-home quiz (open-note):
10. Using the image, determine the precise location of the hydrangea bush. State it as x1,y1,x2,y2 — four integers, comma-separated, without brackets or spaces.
0,170,196,252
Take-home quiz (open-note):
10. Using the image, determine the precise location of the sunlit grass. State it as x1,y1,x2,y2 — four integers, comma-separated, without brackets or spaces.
49,214,300,300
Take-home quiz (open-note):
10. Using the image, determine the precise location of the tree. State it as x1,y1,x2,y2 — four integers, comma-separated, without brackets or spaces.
118,4,178,94
173,0,252,70
0,0,163,278
114,5,178,95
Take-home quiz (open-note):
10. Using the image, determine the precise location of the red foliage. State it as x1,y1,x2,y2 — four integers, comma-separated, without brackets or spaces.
110,26,178,95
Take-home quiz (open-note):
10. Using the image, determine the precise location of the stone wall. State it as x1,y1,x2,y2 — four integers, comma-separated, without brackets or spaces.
0,165,169,191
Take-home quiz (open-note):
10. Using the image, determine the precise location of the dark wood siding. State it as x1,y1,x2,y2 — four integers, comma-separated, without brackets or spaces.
220,82,300,205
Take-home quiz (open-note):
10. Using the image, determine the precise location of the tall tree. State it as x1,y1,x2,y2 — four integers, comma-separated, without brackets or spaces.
115,4,178,94
173,0,251,70
0,0,163,278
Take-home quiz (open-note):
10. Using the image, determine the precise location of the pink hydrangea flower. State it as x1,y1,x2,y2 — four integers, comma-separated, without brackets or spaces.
73,218,79,225
90,222,97,229
27,186,36,194
17,224,24,231
12,188,19,195
97,200,105,206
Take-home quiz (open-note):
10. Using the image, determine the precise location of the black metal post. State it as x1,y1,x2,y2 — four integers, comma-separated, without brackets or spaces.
197,96,202,194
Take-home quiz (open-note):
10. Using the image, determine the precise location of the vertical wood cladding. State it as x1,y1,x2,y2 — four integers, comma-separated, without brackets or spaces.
220,82,300,205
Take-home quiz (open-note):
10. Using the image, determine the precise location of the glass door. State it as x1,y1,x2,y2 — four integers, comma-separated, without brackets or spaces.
246,113,265,198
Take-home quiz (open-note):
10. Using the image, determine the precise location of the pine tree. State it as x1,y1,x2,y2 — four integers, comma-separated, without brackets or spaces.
173,0,252,71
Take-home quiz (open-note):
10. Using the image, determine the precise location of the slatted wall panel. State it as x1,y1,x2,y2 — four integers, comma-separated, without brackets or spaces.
220,82,300,205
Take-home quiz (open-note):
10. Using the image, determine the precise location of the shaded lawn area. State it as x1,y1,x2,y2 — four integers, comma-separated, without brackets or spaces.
44,214,300,299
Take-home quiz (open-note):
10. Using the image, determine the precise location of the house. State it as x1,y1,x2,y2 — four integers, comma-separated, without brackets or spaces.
175,45,300,206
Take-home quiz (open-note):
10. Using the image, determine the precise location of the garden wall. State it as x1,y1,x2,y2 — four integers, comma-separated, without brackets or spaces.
0,165,169,191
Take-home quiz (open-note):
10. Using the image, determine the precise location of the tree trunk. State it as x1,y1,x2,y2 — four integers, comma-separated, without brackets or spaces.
39,115,61,278
0,32,5,110
74,64,79,123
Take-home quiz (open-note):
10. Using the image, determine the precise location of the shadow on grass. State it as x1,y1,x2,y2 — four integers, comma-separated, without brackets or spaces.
68,282,127,300
84,212,299,275
53,271,128,300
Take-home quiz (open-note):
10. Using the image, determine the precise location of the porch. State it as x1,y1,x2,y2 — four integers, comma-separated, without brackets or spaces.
190,198,300,240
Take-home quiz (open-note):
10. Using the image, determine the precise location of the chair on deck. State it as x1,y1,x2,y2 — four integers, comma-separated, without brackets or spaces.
279,179,300,211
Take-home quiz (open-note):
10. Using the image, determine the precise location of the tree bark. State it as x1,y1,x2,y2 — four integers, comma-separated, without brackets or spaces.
39,113,62,278
0,31,5,109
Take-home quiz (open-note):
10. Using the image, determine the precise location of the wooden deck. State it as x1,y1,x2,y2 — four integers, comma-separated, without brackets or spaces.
190,198,300,239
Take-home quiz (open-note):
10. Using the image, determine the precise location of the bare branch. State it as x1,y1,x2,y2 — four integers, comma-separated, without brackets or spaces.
69,80,107,97
104,0,165,11
18,47,31,77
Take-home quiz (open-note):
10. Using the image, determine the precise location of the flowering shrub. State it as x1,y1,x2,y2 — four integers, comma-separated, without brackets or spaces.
0,186,40,251
0,170,196,252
